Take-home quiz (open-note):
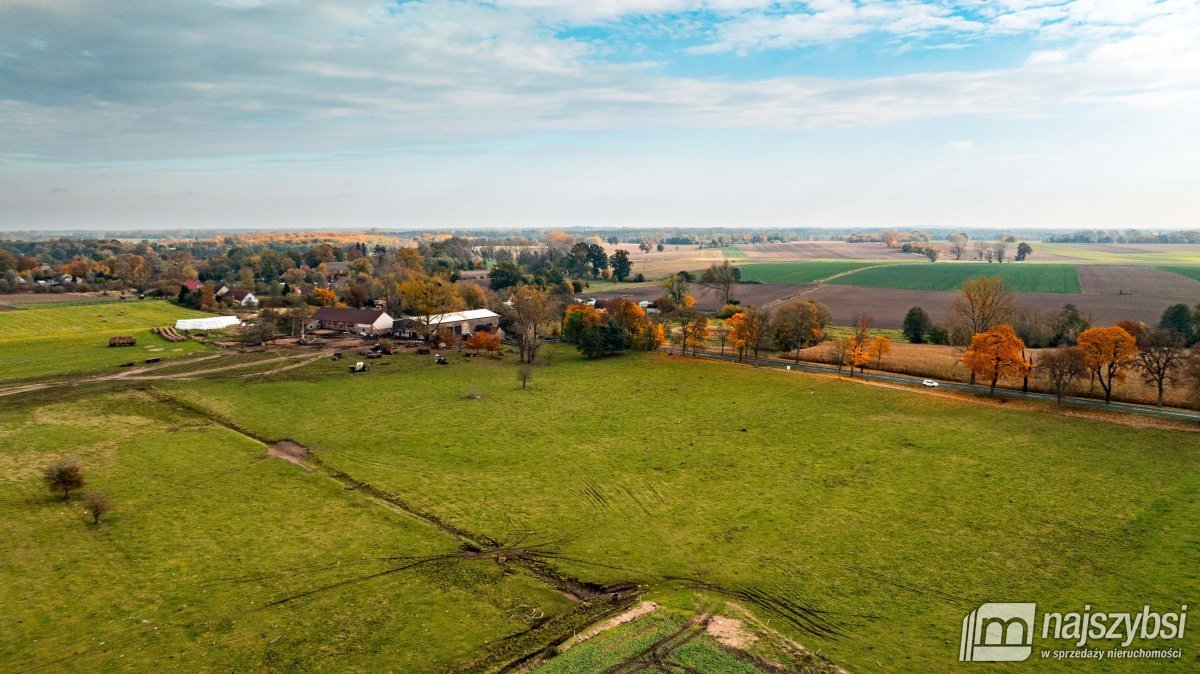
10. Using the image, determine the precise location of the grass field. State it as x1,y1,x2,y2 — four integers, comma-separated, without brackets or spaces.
736,261,880,285
135,347,1200,671
720,246,748,259
0,301,212,380
1158,265,1200,283
0,389,577,672
829,262,1083,293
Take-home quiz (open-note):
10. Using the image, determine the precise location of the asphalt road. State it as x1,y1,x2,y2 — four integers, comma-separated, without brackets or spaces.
669,348,1200,423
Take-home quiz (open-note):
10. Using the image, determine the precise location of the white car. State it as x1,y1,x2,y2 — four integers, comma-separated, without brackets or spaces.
922,379,939,387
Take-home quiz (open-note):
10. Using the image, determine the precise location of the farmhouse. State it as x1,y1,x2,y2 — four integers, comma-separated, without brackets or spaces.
395,308,501,340
182,279,203,292
226,290,259,307
311,307,394,335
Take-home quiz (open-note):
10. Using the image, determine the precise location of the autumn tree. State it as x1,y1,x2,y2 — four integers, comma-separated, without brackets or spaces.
771,300,832,361
962,324,1026,396
661,273,690,306
458,282,489,309
1077,326,1139,404
952,277,1014,382
729,305,770,365
700,261,740,305
681,313,710,355
948,233,969,260
43,458,84,501
1135,328,1185,407
503,284,559,364
465,330,502,354
868,335,892,369
400,274,465,342
561,304,603,344
309,287,337,307
1038,347,1087,410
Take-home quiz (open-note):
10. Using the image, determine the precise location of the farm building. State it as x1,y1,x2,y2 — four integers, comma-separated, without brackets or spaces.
395,308,501,340
182,279,203,292
311,307,394,335
175,315,242,331
226,290,259,307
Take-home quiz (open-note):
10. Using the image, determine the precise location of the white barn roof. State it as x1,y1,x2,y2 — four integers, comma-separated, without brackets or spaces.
175,316,242,331
404,308,500,323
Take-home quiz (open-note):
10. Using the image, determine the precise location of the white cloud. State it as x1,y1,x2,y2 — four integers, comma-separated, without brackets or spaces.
1026,49,1068,65
945,140,975,150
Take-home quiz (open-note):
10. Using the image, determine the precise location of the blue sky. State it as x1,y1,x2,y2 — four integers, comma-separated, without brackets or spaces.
1,0,1198,230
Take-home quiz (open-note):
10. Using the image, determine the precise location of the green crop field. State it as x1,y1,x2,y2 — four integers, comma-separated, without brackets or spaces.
72,347,1191,672
0,301,212,381
720,246,748,259
1158,265,1200,283
829,262,1083,293
736,261,880,284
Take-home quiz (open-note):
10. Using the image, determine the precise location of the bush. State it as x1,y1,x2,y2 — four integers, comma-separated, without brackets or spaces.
43,458,84,500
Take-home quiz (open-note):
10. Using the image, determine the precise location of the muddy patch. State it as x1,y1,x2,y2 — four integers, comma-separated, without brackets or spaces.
268,440,312,470
706,614,758,650
558,600,660,652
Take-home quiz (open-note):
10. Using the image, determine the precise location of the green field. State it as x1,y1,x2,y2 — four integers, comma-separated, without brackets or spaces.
736,261,880,284
720,246,748,259
829,262,1083,293
91,347,1196,671
0,302,212,381
1158,265,1200,283
1037,243,1200,264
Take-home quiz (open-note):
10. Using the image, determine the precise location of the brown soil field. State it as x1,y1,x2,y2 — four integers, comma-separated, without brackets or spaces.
793,341,1197,409
804,284,1186,330
592,282,814,312
0,292,118,304
1076,265,1200,296
738,241,910,260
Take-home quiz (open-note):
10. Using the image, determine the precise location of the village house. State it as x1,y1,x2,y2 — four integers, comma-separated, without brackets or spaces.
182,279,203,292
325,261,351,284
226,290,259,307
311,307,394,335
394,308,501,340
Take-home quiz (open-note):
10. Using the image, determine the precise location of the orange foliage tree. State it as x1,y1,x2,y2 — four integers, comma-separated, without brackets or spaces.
1077,326,1139,403
868,335,892,369
962,324,1026,396
465,330,502,354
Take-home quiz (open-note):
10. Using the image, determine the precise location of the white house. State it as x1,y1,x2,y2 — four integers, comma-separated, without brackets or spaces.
226,290,259,307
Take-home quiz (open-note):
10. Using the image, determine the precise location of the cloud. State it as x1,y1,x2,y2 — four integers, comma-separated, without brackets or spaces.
0,0,1198,163
945,140,975,150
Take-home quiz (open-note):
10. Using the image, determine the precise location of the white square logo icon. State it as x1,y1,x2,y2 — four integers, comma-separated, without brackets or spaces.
960,603,1036,662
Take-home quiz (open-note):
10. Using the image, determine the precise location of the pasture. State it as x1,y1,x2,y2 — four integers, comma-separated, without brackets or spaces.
143,347,1199,672
829,262,1083,293
0,301,211,381
735,261,880,285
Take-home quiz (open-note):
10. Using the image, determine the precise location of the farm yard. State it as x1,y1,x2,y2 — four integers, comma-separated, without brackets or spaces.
2,345,1180,671
0,301,212,381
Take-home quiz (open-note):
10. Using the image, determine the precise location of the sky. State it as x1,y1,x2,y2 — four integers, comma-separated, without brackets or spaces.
1,0,1199,231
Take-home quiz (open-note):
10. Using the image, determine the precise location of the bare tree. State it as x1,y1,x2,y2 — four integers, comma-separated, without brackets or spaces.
502,284,560,364
517,362,533,390
973,241,990,261
700,261,739,305
85,491,111,525
951,277,1014,383
714,324,730,357
993,240,1008,264
948,233,969,260
1135,329,1185,407
43,458,84,500
1038,347,1087,410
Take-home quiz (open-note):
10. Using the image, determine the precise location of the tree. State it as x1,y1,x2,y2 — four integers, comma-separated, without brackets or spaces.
1077,326,1139,404
458,282,489,309
465,330,502,354
680,313,710,355
1158,303,1195,344
952,277,1014,335
488,261,526,291
833,336,867,377
714,324,730,356
84,491,111,525
1048,304,1091,346
962,324,1026,396
1016,242,1033,261
902,307,932,344
610,249,633,281
517,362,533,390
310,287,337,307
924,246,940,262
503,284,559,364
738,306,771,365
577,318,629,358
43,458,84,500
868,335,892,369
1135,329,1185,407
700,261,740,305
948,233,969,260
1038,347,1087,409
400,274,465,342
771,300,831,361
661,273,690,306
561,304,602,344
